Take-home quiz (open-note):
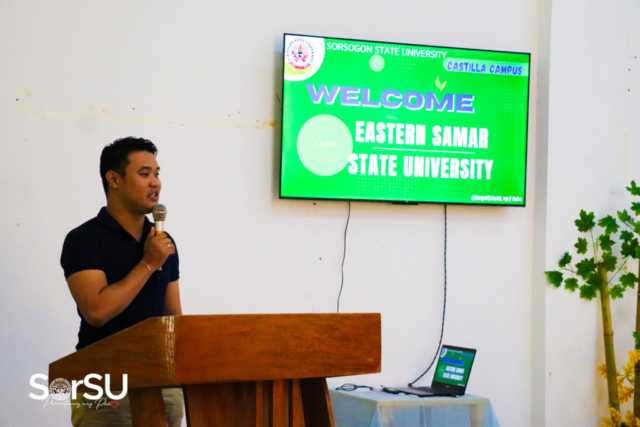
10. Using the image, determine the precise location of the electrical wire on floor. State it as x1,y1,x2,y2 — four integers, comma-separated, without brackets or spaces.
337,201,351,314
408,203,448,387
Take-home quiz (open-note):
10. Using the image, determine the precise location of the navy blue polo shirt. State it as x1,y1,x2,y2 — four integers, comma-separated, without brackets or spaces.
61,207,179,350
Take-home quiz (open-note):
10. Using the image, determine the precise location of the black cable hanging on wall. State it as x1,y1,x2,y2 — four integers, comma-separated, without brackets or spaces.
337,201,351,314
409,203,448,387
335,201,448,386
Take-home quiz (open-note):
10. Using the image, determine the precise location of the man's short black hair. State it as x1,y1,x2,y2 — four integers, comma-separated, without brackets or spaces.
100,137,158,196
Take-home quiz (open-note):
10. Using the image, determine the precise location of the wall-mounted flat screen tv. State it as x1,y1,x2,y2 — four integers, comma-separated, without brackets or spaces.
280,34,531,206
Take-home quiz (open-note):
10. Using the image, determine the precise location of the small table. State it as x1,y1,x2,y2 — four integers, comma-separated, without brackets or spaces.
329,390,500,427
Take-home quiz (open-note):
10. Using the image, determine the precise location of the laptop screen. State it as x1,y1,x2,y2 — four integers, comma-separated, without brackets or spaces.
432,345,477,390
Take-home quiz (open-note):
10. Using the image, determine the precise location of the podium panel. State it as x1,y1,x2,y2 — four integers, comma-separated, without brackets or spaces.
50,314,381,427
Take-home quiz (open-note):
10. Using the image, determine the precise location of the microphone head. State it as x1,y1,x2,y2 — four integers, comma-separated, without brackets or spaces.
152,204,167,221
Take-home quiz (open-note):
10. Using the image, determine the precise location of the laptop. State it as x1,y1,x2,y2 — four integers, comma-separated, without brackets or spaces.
387,345,477,397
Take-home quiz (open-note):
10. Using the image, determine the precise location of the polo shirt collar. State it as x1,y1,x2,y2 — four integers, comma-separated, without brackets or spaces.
97,207,152,242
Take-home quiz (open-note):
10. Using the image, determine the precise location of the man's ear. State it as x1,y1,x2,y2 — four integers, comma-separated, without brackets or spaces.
105,170,122,190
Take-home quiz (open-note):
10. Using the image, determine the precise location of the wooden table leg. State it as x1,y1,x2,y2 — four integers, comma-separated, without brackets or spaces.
183,379,333,427
184,382,258,427
273,379,290,426
290,379,305,427
129,387,168,427
300,378,336,427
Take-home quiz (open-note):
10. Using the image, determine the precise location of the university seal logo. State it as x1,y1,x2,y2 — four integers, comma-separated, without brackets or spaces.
49,378,72,401
283,35,325,82
286,38,315,70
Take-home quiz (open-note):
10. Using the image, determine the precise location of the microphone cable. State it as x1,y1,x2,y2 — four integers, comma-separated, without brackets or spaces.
409,203,448,387
154,236,175,317
155,267,162,317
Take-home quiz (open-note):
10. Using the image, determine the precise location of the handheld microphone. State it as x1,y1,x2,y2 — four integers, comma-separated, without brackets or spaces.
152,204,167,234
152,204,167,271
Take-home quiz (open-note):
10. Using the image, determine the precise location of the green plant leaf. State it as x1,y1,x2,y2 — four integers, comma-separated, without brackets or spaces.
627,181,640,196
636,246,640,259
435,77,442,91
620,230,634,241
579,284,598,300
618,209,633,224
545,271,563,287
601,251,617,272
576,258,597,278
632,202,640,216
634,332,640,350
440,81,447,91
586,272,602,288
633,222,640,235
564,277,579,292
598,215,619,235
620,272,638,289
575,210,596,232
621,238,639,258
558,252,572,268
575,237,588,254
599,234,615,252
609,285,625,299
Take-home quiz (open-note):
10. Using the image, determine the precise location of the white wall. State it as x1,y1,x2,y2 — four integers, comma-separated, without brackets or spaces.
542,1,640,426
0,1,541,426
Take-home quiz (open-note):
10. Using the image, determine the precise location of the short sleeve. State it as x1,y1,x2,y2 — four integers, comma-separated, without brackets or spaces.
60,228,105,278
168,234,180,282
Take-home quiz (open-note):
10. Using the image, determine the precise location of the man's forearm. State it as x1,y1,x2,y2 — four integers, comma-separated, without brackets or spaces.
90,262,154,326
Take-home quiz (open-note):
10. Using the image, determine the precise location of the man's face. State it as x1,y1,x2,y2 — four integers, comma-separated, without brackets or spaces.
118,151,161,215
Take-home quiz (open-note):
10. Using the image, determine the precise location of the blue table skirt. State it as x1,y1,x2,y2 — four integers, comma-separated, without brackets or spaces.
330,390,500,427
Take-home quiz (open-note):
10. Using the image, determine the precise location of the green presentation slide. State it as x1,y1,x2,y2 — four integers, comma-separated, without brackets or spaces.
281,34,530,205
434,348,475,387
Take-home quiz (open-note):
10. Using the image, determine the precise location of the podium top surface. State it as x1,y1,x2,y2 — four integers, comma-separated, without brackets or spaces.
50,313,381,389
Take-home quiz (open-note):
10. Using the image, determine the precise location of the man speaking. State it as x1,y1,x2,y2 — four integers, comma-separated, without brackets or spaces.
60,137,184,426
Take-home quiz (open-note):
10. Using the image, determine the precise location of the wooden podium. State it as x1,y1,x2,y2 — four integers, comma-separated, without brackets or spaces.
49,313,381,427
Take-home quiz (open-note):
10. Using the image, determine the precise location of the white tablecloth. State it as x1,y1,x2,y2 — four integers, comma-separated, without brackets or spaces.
330,390,500,427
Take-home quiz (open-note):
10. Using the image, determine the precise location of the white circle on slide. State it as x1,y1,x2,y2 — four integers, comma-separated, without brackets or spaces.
370,54,385,72
297,115,353,176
